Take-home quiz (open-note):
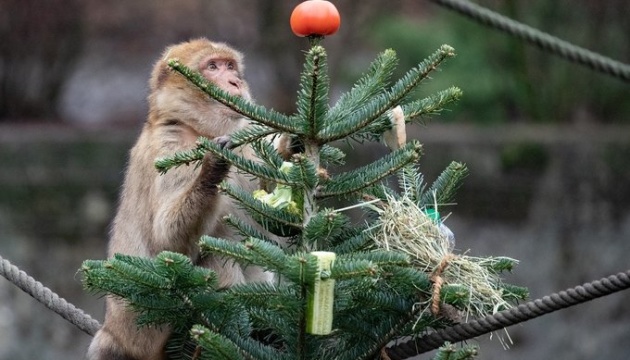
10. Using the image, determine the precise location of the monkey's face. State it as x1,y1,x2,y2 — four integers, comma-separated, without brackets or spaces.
151,39,251,97
199,56,244,97
149,39,252,128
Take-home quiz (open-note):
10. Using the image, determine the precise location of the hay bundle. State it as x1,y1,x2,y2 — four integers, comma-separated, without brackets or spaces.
370,195,516,320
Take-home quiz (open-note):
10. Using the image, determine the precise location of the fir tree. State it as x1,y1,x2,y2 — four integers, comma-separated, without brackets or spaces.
82,19,526,360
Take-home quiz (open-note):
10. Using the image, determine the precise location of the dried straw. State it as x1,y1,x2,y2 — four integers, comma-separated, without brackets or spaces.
369,195,515,320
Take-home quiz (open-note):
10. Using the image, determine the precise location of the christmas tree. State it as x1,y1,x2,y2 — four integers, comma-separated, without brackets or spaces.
82,2,527,359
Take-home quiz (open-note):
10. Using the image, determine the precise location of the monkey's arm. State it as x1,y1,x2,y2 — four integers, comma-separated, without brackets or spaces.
150,143,230,257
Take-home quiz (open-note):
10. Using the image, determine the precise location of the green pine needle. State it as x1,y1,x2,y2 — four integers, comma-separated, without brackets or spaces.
320,144,346,166
250,138,285,170
419,161,469,208
295,45,330,136
501,284,530,303
283,252,320,285
318,45,455,143
329,259,378,281
196,137,292,185
397,164,426,204
155,136,294,185
356,86,463,143
155,145,207,174
168,59,298,133
387,45,455,105
302,209,350,248
219,181,302,232
189,325,245,360
226,282,298,310
318,141,423,198
381,266,431,293
400,86,463,120
317,91,393,143
329,231,372,254
243,237,291,274
432,342,479,360
287,153,319,190
480,256,519,274
337,250,410,268
199,237,301,288
199,236,255,264
325,49,398,130
230,124,279,147
222,214,276,245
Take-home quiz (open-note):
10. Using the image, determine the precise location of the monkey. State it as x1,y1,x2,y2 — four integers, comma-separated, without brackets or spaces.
87,38,277,360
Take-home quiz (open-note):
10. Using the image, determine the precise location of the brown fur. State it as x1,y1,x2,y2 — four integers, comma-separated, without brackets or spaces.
87,38,272,360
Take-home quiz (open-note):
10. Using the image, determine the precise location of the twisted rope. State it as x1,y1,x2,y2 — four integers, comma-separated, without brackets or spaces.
0,254,101,336
428,0,630,82
386,269,630,359
430,254,457,315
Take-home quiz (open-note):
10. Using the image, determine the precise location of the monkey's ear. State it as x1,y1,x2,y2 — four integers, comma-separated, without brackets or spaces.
152,64,171,90
149,45,181,91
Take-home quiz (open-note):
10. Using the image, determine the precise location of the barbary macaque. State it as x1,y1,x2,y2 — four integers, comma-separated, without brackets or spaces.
87,38,277,360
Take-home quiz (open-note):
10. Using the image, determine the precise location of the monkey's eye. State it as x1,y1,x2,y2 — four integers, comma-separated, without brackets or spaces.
227,61,235,70
207,61,218,70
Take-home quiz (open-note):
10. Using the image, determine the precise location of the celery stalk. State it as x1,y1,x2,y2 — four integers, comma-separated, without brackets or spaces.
306,251,336,335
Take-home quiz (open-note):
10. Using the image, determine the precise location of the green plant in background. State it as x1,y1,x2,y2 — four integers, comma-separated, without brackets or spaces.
81,5,527,358
368,1,630,124
367,12,514,125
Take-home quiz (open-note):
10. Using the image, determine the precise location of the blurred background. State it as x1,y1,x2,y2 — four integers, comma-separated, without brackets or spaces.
0,0,629,359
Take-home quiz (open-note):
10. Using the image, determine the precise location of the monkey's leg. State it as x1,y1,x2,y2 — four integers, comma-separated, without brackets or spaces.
88,299,169,360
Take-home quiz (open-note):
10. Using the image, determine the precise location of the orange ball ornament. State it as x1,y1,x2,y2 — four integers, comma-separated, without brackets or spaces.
290,0,341,37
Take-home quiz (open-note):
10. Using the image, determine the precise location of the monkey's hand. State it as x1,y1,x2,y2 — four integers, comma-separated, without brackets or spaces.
199,136,232,193
212,135,233,149
277,133,305,161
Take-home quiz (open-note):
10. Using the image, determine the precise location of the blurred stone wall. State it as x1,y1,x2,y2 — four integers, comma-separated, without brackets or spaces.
0,123,629,359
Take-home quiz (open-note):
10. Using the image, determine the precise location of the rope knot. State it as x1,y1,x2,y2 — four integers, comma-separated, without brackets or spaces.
430,253,457,315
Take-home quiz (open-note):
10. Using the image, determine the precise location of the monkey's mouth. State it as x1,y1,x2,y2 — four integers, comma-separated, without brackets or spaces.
225,82,242,97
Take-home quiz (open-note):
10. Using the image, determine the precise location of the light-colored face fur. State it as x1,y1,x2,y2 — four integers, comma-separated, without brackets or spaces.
148,38,251,137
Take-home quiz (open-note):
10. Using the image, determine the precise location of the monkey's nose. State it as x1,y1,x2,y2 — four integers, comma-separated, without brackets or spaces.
229,80,240,89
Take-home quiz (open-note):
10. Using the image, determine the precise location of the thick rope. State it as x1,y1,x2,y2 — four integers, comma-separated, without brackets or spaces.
0,254,101,336
428,0,630,82
386,269,630,359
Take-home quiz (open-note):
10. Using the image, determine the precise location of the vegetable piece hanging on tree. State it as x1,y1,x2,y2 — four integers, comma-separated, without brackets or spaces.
306,251,336,335
290,0,341,37
253,161,302,215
